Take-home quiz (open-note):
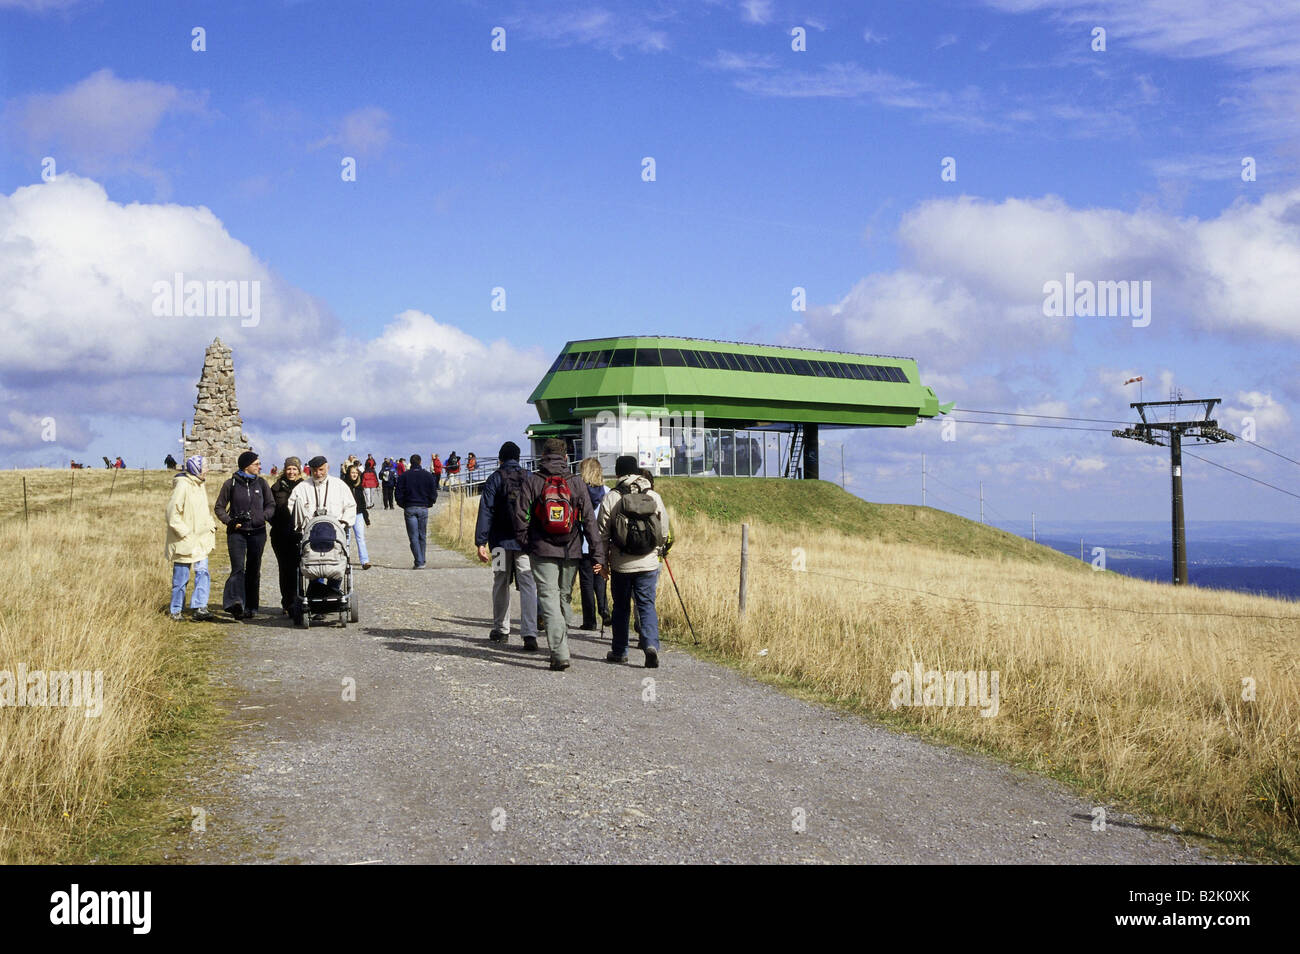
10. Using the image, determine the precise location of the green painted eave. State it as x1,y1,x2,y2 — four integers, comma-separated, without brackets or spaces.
529,336,948,429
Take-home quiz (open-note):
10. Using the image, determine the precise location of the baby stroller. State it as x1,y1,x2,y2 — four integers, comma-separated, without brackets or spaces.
292,513,360,628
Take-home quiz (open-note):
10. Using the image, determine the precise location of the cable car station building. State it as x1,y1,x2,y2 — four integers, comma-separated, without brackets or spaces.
526,336,951,478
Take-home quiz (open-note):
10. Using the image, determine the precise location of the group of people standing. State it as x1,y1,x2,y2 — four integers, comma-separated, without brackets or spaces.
164,450,369,621
164,439,673,672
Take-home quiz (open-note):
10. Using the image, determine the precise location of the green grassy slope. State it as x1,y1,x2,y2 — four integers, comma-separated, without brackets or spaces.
654,478,1087,570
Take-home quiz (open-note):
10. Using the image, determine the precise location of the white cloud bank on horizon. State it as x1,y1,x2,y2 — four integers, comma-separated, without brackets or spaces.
791,189,1300,367
0,175,547,459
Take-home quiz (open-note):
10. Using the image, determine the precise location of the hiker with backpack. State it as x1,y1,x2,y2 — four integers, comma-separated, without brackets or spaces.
379,458,397,509
474,441,539,650
515,438,604,671
596,455,670,668
445,450,461,487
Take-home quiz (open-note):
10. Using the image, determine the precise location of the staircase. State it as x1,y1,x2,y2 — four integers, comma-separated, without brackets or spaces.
783,425,803,479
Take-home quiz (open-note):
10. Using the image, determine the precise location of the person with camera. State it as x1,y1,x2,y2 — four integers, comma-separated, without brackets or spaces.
214,450,276,620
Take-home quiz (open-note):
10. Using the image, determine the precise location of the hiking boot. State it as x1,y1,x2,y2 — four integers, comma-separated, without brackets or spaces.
362,563,372,570
192,608,213,622
644,648,659,669
228,605,243,620
605,652,628,664
580,620,597,631
488,631,508,643
522,636,539,652
549,659,570,671
169,612,183,622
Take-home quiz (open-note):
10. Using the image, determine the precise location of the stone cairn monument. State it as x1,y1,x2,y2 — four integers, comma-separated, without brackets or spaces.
183,337,251,474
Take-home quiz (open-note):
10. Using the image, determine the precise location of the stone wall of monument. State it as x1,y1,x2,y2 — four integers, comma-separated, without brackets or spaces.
183,337,250,475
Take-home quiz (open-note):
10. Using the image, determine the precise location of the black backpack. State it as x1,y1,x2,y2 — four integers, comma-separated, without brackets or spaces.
613,488,663,556
492,465,526,539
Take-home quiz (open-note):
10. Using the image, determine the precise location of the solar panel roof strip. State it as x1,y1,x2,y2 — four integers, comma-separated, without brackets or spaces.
559,335,916,362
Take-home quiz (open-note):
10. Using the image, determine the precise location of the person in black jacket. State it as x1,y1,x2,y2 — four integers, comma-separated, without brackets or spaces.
345,462,373,569
268,456,304,614
395,453,438,568
473,441,539,650
379,458,396,509
214,451,276,620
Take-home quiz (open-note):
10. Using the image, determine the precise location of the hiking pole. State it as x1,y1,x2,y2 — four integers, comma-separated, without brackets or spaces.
662,555,699,645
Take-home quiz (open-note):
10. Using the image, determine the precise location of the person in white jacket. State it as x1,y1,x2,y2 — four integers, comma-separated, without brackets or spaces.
288,455,358,533
596,455,670,668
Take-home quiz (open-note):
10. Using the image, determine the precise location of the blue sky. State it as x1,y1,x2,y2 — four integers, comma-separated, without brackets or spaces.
2,0,1298,526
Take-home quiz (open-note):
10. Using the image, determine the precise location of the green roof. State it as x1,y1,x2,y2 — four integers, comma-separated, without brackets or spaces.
529,336,950,430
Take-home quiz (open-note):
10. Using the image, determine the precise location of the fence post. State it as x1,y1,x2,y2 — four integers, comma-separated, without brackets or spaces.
457,490,464,545
23,476,29,525
69,471,74,510
738,522,749,620
109,467,118,499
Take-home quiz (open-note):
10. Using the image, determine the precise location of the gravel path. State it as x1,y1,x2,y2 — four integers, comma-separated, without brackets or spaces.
181,505,1215,864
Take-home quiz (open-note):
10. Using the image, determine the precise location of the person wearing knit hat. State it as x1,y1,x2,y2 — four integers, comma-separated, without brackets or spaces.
269,456,306,615
473,439,538,649
214,450,275,620
597,453,670,669
165,454,216,622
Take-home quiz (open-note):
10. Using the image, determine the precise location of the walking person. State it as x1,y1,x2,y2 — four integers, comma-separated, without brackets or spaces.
395,453,438,568
576,457,610,631
214,450,276,620
431,453,443,487
474,441,539,650
597,456,670,668
269,456,305,615
287,455,357,531
165,455,216,621
444,450,460,488
380,457,397,509
344,462,373,570
361,459,380,510
515,438,603,671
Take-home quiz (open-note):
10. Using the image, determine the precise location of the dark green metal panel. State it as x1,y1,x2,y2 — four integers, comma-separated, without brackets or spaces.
529,336,947,429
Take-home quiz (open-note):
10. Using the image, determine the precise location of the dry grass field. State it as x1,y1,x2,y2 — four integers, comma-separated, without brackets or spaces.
437,477,1300,860
0,468,228,863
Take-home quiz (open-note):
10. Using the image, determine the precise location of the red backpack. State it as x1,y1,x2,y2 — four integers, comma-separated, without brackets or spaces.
534,474,576,537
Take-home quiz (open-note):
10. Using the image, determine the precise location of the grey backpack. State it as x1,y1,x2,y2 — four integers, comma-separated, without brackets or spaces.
613,490,663,556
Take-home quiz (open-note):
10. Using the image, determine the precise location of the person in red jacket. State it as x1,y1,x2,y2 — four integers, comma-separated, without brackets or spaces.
361,460,380,509
395,458,406,476
432,453,443,484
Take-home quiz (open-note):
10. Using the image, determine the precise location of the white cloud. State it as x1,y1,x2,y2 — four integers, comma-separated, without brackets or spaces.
311,106,393,158
740,0,774,25
708,50,779,71
8,69,207,178
0,176,546,458
1223,391,1291,437
505,8,670,55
